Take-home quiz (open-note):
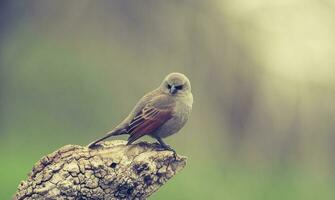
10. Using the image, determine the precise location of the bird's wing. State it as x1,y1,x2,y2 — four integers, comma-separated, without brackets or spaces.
126,95,174,144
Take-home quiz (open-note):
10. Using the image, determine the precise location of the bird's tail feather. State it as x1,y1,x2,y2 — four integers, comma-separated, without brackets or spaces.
87,128,127,148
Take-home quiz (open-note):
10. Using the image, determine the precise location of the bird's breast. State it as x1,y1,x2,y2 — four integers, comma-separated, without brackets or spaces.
153,94,193,138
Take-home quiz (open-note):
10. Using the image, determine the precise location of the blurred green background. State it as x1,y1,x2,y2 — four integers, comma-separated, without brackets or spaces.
1,0,335,199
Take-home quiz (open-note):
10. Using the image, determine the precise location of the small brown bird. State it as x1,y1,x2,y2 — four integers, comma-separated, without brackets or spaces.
88,72,193,152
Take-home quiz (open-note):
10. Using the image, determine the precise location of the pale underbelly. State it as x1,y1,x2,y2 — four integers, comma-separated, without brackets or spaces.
152,109,190,138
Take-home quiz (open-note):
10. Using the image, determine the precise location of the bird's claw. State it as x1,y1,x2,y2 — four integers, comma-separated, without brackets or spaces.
157,144,177,159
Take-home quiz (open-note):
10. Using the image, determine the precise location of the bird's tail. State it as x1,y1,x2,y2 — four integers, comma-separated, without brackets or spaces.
87,128,127,148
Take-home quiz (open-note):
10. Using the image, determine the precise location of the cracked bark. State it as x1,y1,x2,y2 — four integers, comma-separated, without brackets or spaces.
14,140,187,200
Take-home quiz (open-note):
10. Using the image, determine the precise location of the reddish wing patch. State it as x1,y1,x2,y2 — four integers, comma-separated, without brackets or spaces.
127,106,172,144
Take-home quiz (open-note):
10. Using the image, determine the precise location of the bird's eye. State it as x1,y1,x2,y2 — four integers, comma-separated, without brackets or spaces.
167,84,172,89
175,85,183,90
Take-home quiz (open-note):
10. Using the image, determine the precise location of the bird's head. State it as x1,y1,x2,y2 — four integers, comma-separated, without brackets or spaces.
160,72,191,96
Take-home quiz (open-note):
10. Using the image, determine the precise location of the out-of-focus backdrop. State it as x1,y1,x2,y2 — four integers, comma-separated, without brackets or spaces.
1,0,335,199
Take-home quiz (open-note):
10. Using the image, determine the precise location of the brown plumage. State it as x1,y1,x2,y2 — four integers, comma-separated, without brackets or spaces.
88,72,193,152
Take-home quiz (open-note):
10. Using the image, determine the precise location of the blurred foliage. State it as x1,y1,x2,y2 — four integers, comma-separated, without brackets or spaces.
1,0,335,199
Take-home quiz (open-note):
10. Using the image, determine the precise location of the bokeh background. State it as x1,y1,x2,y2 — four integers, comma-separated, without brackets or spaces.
1,0,335,199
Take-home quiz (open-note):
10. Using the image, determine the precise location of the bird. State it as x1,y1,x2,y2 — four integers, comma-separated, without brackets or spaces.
87,72,193,152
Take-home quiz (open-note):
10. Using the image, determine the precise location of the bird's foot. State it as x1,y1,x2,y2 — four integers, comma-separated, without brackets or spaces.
157,144,177,159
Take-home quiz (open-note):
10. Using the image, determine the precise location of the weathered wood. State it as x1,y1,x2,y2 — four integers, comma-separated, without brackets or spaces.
14,140,186,200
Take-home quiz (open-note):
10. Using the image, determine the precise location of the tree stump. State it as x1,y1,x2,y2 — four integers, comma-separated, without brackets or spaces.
14,140,187,200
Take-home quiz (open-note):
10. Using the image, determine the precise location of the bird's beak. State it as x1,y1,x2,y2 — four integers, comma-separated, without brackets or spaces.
170,85,177,94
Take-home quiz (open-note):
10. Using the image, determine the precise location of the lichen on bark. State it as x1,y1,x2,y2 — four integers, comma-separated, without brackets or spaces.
14,140,186,200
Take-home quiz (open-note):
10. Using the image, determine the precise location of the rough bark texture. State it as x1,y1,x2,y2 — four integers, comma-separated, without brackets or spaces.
14,140,186,200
